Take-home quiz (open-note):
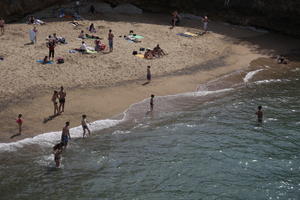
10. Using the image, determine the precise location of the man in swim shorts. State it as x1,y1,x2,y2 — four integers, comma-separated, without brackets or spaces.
58,86,66,113
61,121,71,149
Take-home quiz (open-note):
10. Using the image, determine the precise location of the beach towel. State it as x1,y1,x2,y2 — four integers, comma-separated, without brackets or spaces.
177,33,193,37
184,32,198,37
86,49,97,54
36,60,54,64
133,35,144,39
135,54,144,58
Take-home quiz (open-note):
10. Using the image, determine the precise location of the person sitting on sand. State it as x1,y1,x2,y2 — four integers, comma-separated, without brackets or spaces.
53,33,66,44
53,142,63,168
51,90,59,115
16,114,23,135
144,49,154,59
171,11,180,28
89,23,96,33
94,39,105,51
276,55,289,64
42,56,49,64
78,30,85,39
153,44,166,57
0,18,5,35
80,41,88,52
28,16,35,24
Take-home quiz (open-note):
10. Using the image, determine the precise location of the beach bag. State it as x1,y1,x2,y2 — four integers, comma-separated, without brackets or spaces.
132,51,138,55
57,57,64,64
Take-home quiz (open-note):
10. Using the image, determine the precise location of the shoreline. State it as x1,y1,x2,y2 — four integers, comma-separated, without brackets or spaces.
1,13,300,144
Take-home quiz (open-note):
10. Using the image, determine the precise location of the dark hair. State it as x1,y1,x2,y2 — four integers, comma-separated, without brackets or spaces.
60,86,64,90
66,121,70,126
258,106,262,110
109,29,112,32
54,90,58,93
151,94,155,98
147,66,151,68
18,114,22,118
82,114,86,118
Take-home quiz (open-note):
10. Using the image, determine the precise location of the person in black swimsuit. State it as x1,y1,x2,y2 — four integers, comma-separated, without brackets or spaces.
58,86,66,113
147,66,151,82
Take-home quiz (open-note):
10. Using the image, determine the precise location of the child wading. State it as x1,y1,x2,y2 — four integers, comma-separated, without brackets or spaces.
81,115,91,138
255,105,263,123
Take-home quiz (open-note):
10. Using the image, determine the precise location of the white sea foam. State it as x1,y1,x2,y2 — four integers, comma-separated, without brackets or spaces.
243,69,264,82
254,79,290,85
0,118,122,152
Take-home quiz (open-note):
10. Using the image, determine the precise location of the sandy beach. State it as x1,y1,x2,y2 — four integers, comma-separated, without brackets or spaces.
0,12,299,143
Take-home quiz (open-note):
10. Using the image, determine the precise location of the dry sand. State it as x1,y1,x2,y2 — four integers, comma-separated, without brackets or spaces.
0,12,299,143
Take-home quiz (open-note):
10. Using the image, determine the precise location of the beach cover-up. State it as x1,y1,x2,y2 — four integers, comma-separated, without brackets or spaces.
29,30,36,41
36,60,54,64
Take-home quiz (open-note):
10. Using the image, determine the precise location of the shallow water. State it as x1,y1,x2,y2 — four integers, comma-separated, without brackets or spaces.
0,67,299,200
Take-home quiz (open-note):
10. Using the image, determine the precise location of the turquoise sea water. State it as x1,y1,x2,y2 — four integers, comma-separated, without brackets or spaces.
0,66,299,200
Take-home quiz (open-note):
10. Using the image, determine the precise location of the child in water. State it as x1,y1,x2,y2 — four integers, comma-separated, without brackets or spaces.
53,142,63,168
256,105,263,123
150,94,155,111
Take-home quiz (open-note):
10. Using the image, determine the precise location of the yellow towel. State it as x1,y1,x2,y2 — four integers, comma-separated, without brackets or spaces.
135,54,144,58
184,32,198,37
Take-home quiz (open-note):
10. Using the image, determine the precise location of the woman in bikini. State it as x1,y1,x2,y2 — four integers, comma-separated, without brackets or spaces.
51,91,59,115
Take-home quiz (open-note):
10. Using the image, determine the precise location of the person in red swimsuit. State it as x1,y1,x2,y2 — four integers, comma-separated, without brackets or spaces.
16,114,23,135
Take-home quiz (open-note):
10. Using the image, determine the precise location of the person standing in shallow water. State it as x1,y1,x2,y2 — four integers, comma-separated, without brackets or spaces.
81,114,91,138
256,105,263,123
53,142,63,168
16,114,23,135
58,86,66,113
150,94,155,111
147,66,151,82
61,121,71,149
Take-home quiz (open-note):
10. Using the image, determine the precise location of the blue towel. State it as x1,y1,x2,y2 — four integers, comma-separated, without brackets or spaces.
36,60,54,64
176,33,193,37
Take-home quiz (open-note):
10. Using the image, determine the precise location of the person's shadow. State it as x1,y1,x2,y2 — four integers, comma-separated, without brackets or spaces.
43,114,60,124
142,81,150,86
10,133,21,139
24,42,34,46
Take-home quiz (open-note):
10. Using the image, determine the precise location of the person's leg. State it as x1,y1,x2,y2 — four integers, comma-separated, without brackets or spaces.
83,128,86,138
55,158,60,167
59,102,62,113
87,127,91,136
62,102,65,112
18,124,22,135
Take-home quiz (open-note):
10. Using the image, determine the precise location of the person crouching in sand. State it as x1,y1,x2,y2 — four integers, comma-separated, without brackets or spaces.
53,142,63,168
81,115,91,138
16,114,23,135
61,121,71,149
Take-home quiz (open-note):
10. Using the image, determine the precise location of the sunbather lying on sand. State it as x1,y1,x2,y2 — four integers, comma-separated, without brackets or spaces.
78,30,85,39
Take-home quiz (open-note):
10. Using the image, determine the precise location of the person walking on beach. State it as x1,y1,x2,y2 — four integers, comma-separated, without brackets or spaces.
202,16,209,33
51,91,59,115
58,86,66,113
147,66,151,82
53,142,63,168
0,18,5,35
150,94,155,111
255,105,263,123
108,29,114,52
47,39,56,60
16,114,23,135
61,121,71,149
81,115,91,138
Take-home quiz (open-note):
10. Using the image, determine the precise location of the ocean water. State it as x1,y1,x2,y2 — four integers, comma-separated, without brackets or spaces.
0,66,299,200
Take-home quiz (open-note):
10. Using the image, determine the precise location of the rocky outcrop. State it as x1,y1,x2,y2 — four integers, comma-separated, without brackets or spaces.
1,0,300,37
